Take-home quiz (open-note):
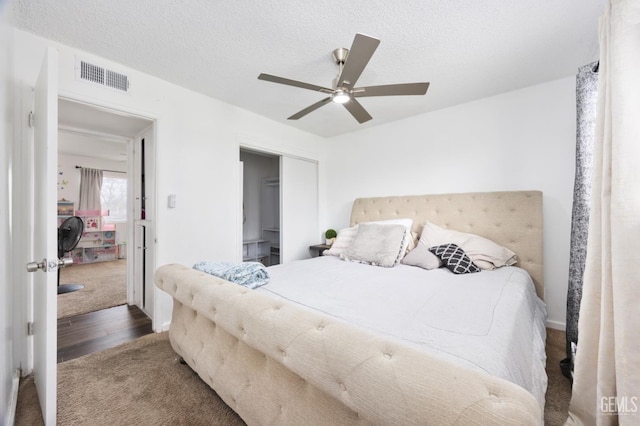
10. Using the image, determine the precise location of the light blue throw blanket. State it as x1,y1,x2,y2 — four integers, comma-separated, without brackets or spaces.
193,261,270,289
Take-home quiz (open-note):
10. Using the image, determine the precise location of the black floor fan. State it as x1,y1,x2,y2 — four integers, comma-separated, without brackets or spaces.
58,216,84,294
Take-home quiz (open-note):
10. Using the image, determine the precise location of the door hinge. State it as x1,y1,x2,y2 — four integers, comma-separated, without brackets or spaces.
28,111,34,128
27,322,34,335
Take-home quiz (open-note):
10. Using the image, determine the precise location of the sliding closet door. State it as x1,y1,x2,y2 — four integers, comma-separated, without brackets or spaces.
280,156,319,263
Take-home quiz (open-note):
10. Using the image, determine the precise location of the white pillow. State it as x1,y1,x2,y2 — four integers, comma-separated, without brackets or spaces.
323,218,414,259
401,244,442,270
418,221,517,269
366,218,414,259
340,223,407,267
323,226,358,257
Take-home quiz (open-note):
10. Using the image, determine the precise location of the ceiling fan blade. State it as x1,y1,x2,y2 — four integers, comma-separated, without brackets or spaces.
337,34,380,90
353,82,430,98
288,97,332,120
343,99,372,123
258,73,333,93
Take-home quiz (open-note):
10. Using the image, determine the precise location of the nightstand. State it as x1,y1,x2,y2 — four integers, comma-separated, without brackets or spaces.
309,244,331,257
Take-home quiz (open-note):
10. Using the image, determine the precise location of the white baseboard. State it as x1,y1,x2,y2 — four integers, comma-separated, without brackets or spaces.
158,320,171,332
5,369,20,426
546,319,566,331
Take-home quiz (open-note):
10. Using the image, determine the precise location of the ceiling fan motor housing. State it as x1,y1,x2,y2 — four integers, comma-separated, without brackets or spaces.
332,47,349,65
332,47,349,89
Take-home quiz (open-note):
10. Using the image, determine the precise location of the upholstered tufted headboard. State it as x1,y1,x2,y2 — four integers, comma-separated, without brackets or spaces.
350,191,544,299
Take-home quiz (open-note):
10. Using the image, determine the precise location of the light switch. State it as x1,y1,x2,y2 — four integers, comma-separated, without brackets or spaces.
168,194,176,208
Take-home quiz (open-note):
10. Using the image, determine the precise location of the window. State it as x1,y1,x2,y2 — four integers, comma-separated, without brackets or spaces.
101,172,127,223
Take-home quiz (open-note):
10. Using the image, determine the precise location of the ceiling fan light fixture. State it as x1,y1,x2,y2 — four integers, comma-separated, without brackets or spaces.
332,89,351,104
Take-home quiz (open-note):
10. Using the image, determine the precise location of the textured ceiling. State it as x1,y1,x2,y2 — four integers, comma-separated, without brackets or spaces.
13,0,604,138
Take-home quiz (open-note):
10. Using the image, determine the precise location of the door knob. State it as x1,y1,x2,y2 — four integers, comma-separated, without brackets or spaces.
26,259,47,273
26,257,73,272
59,258,73,268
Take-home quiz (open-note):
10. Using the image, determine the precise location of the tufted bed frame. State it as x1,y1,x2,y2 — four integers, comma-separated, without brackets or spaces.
155,190,544,425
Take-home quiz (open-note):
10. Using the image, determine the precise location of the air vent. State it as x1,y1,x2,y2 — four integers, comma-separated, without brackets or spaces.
105,69,129,91
76,58,130,93
80,61,105,85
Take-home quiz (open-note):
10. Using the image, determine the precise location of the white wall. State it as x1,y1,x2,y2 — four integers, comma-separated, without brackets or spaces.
12,29,325,330
324,77,576,328
0,3,16,423
11,27,574,342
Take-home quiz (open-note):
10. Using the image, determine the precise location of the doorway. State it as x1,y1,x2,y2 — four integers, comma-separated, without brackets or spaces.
57,98,155,323
240,149,280,266
239,145,320,265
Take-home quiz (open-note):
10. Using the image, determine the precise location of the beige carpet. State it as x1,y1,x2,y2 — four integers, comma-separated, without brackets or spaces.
16,329,572,425
58,259,127,319
545,328,573,425
16,332,245,426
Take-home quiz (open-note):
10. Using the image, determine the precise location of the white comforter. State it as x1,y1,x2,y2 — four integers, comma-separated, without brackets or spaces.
257,256,548,408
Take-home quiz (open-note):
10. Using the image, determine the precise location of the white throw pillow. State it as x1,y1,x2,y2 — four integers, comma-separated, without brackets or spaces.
401,244,442,270
366,218,414,259
323,226,358,257
418,221,517,269
324,218,414,260
340,223,407,267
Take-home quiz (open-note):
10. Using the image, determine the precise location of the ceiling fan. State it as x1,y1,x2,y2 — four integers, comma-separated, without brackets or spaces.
258,33,430,124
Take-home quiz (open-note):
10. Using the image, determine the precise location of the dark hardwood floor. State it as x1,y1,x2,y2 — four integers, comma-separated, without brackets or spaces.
57,304,153,363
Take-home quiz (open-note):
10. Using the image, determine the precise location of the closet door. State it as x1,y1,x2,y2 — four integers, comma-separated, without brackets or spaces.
280,156,318,263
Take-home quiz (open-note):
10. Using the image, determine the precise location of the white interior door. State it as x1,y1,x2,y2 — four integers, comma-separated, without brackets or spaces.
280,156,319,263
131,129,156,320
134,223,146,309
28,47,59,425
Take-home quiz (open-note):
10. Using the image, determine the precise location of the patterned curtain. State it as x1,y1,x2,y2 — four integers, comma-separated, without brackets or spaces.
561,61,598,381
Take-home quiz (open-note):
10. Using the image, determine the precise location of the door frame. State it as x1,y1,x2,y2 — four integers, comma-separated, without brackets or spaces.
56,93,159,327
129,126,157,320
239,148,281,263
238,147,281,263
16,91,160,375
238,141,320,264
237,132,322,265
14,83,37,376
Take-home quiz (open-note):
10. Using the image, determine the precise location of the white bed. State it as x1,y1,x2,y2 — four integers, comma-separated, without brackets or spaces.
155,190,547,425
260,256,547,408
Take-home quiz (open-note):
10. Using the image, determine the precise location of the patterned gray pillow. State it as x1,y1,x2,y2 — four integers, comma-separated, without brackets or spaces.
428,243,481,274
